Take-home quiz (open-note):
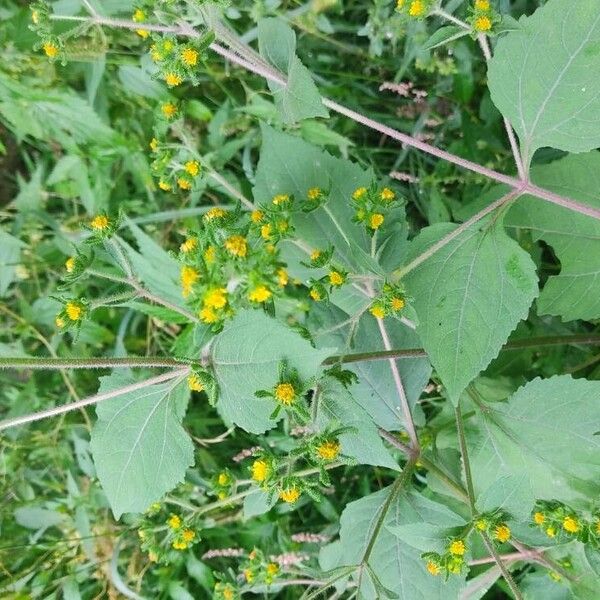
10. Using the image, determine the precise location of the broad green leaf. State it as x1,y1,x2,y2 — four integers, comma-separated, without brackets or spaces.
507,153,600,321
320,486,465,598
309,302,430,431
423,26,469,50
475,474,535,521
315,377,400,471
243,489,276,518
254,125,409,277
210,310,333,434
467,375,600,504
0,229,24,296
488,0,600,163
404,217,538,403
90,372,193,518
258,18,328,124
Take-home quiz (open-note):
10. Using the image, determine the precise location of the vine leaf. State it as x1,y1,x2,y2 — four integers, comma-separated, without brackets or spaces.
320,487,465,598
90,372,193,519
210,310,333,434
506,152,600,321
466,375,600,504
404,217,538,404
488,0,600,163
258,18,329,124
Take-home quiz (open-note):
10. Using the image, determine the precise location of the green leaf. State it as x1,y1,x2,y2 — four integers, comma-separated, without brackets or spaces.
0,229,24,297
315,377,400,471
243,489,276,518
423,26,469,50
506,152,600,321
210,310,333,434
467,375,600,504
475,474,535,521
90,372,193,518
320,486,465,598
404,217,538,403
488,0,600,163
258,18,328,124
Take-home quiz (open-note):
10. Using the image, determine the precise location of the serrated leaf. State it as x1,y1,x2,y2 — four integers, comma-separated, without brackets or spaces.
315,376,400,471
404,217,538,403
258,18,328,124
90,371,193,518
488,0,600,163
320,486,465,598
506,152,600,321
210,310,333,434
467,375,600,504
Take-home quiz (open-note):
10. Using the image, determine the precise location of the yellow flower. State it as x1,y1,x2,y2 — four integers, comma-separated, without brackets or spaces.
409,0,426,17
177,177,192,190
475,519,487,531
65,257,76,273
165,72,183,87
449,540,465,556
55,316,65,328
474,15,492,32
426,561,440,576
199,307,219,324
251,459,270,483
272,193,290,206
65,301,83,321
133,9,146,22
167,514,181,529
316,440,340,461
352,187,367,201
494,524,511,543
181,47,199,66
448,556,463,574
563,516,580,534
545,526,556,538
90,215,109,230
277,268,289,287
204,207,227,221
251,210,263,223
549,571,562,582
172,540,188,550
248,285,272,303
533,512,545,525
188,374,204,392
150,137,159,152
391,297,405,311
180,266,200,297
151,45,162,61
279,485,301,504
204,288,228,309
43,42,58,58
261,223,272,240
244,569,254,583
163,40,174,52
396,0,405,8
475,0,490,10
217,472,230,486
265,562,279,577
381,188,395,201
204,246,216,263
158,180,172,191
31,10,39,24
136,29,149,39
184,160,200,177
310,249,321,261
309,288,322,301
180,238,198,253
275,382,295,405
276,220,289,233
307,187,321,200
182,529,195,542
161,102,177,118
369,213,384,230
369,304,385,319
328,271,344,287
225,235,247,258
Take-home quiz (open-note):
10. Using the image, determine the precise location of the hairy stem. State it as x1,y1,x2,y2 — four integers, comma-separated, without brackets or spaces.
0,357,193,370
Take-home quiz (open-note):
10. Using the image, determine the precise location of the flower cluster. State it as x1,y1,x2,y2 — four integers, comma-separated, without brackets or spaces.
54,299,87,331
369,282,408,320
351,184,401,234
531,501,600,545
240,548,280,586
422,538,467,578
468,0,499,34
212,469,235,500
187,369,219,404
29,1,63,61
396,0,433,19
473,512,512,544
85,213,119,244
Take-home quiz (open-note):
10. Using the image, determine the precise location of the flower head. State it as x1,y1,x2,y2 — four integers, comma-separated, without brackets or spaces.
329,271,345,287
563,516,580,534
369,213,384,230
204,288,228,309
133,9,146,22
272,194,290,206
279,485,301,504
172,540,188,550
158,180,172,191
546,526,557,538
251,210,264,223
474,15,492,32
248,285,272,303
217,472,230,486
136,29,149,39
150,137,159,152
275,382,295,405
475,0,490,9
426,561,440,576
369,304,385,319
381,188,395,201
90,215,109,231
225,235,247,258
181,47,198,66
43,42,58,58
449,540,465,556
184,160,200,177
204,207,227,222
260,223,272,240
161,102,177,118
310,249,321,261
165,72,182,87
204,246,216,263
199,307,219,324
65,257,76,273
180,266,200,297
177,177,192,190
408,0,426,17
316,439,340,461
277,268,289,287
265,562,279,577
182,529,195,542
307,187,321,200
494,524,511,543
180,238,198,253
534,512,545,525
309,288,322,301
167,514,181,529
55,316,65,328
188,374,204,392
391,297,405,311
352,187,367,201
65,301,83,321
251,459,270,483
